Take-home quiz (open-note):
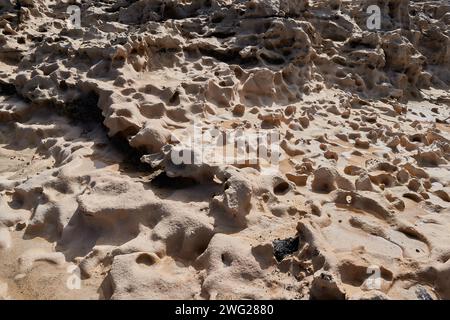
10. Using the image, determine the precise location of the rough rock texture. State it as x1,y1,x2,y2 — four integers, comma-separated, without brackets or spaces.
0,0,449,300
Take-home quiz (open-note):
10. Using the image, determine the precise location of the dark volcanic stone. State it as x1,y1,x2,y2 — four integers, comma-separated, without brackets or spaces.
272,237,299,262
416,286,433,300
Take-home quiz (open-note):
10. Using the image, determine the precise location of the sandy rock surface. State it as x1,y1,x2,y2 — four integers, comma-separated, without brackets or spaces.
0,0,449,299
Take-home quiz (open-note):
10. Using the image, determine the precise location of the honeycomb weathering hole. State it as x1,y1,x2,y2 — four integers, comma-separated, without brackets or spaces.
273,181,290,195
136,253,158,266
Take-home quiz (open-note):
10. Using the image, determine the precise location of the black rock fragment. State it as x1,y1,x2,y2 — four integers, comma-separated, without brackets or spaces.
272,236,299,262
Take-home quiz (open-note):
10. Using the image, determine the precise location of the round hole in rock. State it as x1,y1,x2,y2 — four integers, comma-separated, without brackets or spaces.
136,253,157,266
221,253,232,266
273,181,290,195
